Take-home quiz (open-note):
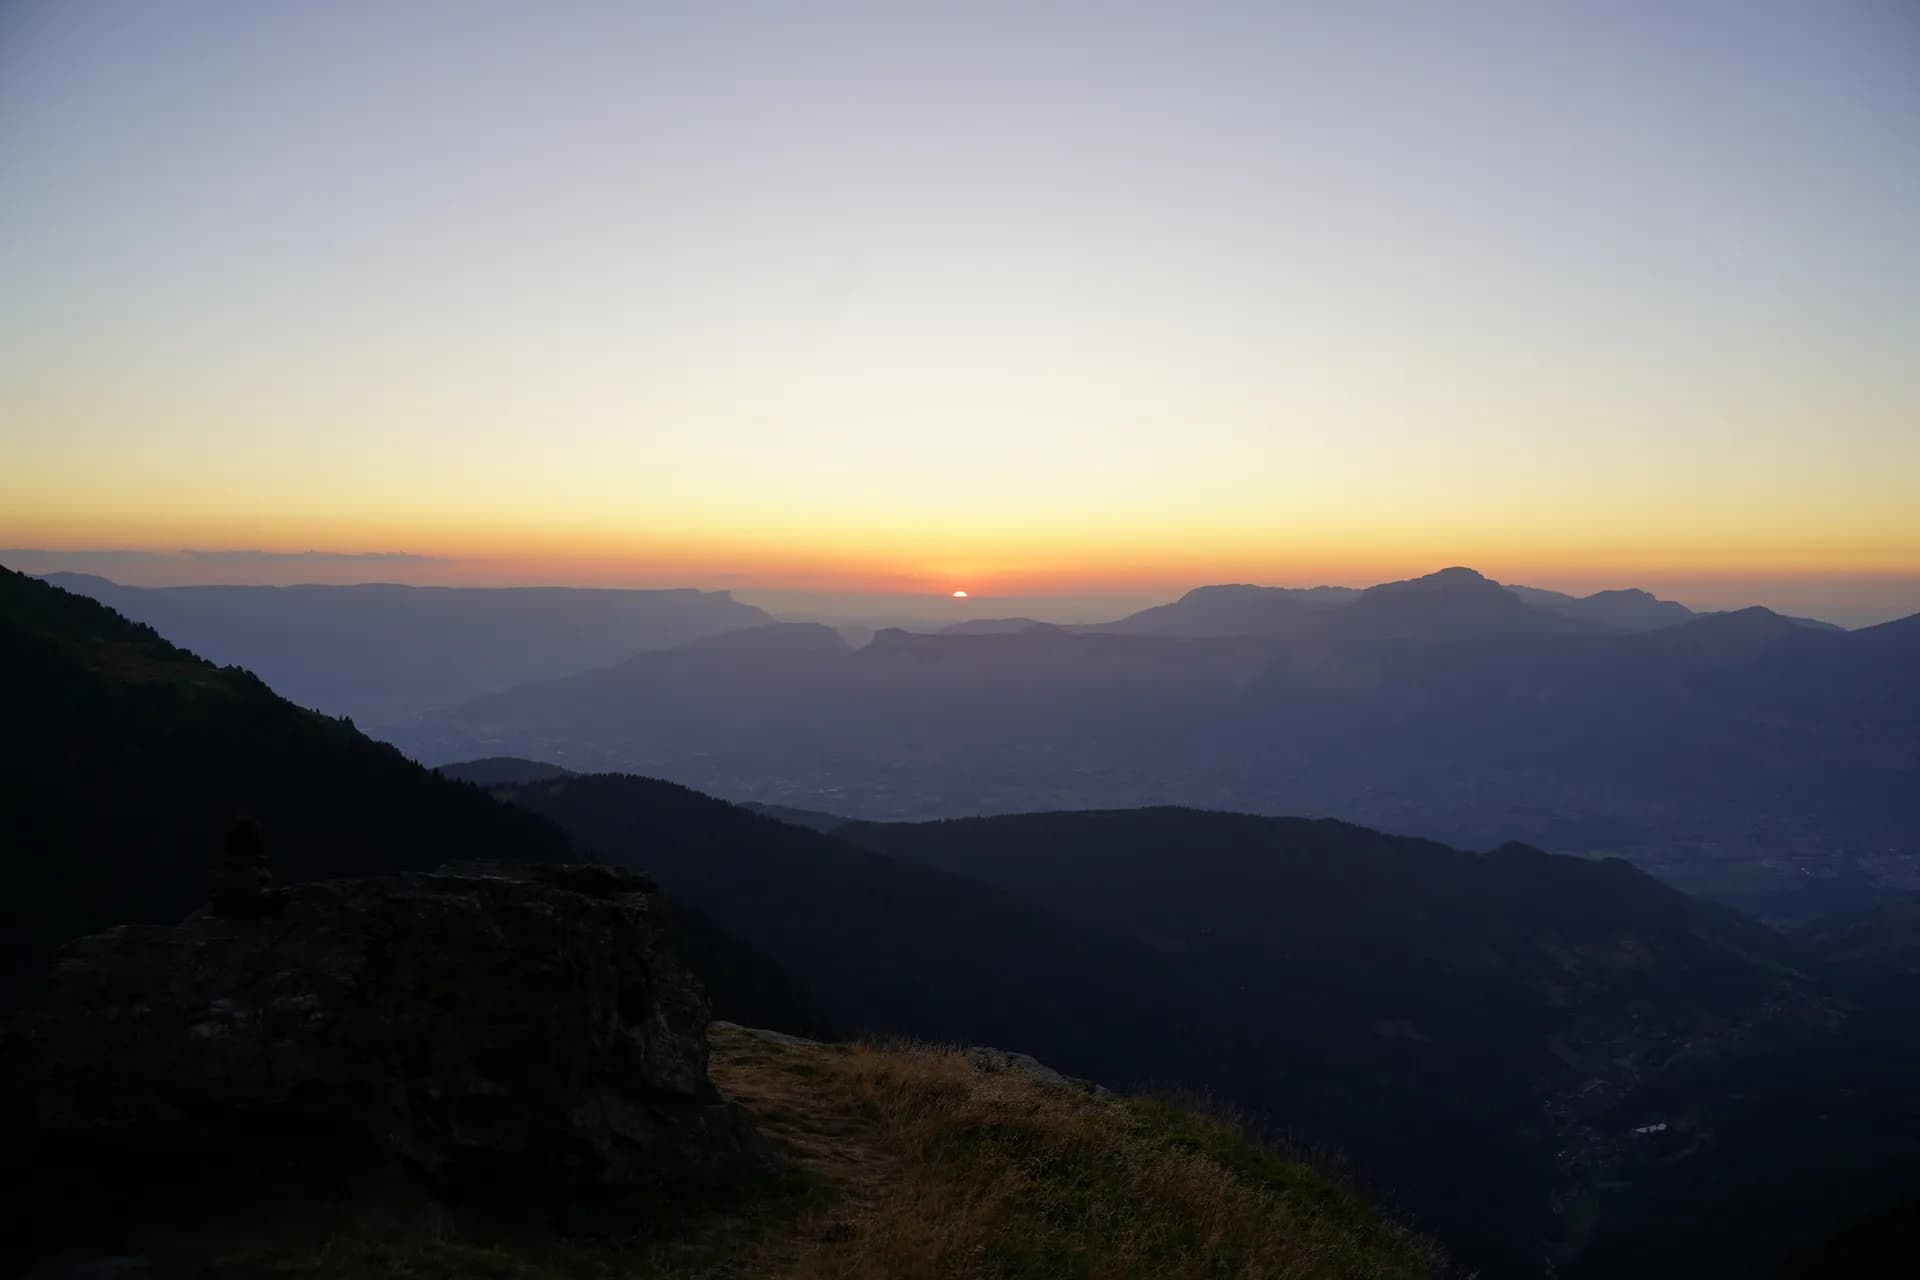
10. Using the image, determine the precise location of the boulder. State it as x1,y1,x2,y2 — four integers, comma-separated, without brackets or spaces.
4,863,766,1198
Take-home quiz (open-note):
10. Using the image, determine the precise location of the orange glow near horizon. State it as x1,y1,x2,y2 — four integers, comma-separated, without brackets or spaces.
4,2,1918,626
8,404,1918,600
6,489,1919,592
5,493,1919,625
4,512,1917,602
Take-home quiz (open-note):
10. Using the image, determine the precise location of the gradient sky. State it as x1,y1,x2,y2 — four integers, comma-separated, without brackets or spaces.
3,1,1917,616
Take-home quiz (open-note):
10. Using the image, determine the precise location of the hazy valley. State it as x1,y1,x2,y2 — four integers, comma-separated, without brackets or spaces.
51,566,1914,927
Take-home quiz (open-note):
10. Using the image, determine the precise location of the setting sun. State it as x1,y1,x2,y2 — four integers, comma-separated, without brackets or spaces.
951,590,969,599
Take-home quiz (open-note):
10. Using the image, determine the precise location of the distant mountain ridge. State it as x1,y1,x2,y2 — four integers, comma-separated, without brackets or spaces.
938,616,1047,635
1508,583,1695,630
34,573,774,726
1088,567,1842,639
403,568,1918,921
436,756,578,785
1083,581,1360,636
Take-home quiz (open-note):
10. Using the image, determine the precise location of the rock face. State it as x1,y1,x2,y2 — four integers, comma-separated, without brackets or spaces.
5,864,765,1196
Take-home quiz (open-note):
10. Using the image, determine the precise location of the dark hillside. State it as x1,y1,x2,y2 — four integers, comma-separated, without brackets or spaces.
839,807,1833,1267
400,570,1920,924
0,568,574,1001
438,756,579,785
0,570,823,1038
501,777,1841,1270
487,773,1229,1095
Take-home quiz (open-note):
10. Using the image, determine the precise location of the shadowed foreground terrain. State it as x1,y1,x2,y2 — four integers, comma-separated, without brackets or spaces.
0,566,824,1038
10,1025,1442,1279
703,1025,1446,1280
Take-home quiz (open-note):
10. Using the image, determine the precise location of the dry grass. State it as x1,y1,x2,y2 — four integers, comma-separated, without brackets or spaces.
709,1027,1446,1280
75,1027,1447,1278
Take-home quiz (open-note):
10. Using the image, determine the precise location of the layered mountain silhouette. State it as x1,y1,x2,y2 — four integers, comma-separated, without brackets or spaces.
0,569,817,1034
1508,584,1695,631
436,755,579,785
938,616,1047,635
38,573,772,725
402,568,1919,922
1091,570,1837,639
8,566,1918,1275
1085,581,1362,636
0,567,557,995
480,773,1212,1090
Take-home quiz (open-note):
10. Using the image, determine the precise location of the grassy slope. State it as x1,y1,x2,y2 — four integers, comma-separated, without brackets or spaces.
710,1026,1447,1280
106,1026,1446,1279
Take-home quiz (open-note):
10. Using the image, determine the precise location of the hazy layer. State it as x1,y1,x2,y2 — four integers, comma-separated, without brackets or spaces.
7,547,1918,628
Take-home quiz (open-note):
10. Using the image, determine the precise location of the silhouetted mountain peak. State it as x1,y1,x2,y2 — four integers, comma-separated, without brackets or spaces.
940,617,1046,636
1855,610,1920,645
1361,566,1505,600
1506,582,1697,632
1170,582,1360,608
437,756,577,785
37,572,117,591
1709,605,1794,629
1483,839,1552,860
1095,582,1359,637
1679,606,1810,644
1633,604,1841,667
1348,568,1542,636
1177,583,1266,603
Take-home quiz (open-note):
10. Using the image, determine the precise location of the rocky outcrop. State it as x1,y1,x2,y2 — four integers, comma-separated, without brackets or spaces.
5,864,766,1199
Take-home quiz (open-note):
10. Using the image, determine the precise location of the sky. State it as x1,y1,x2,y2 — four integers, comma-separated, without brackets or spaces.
2,0,1917,621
